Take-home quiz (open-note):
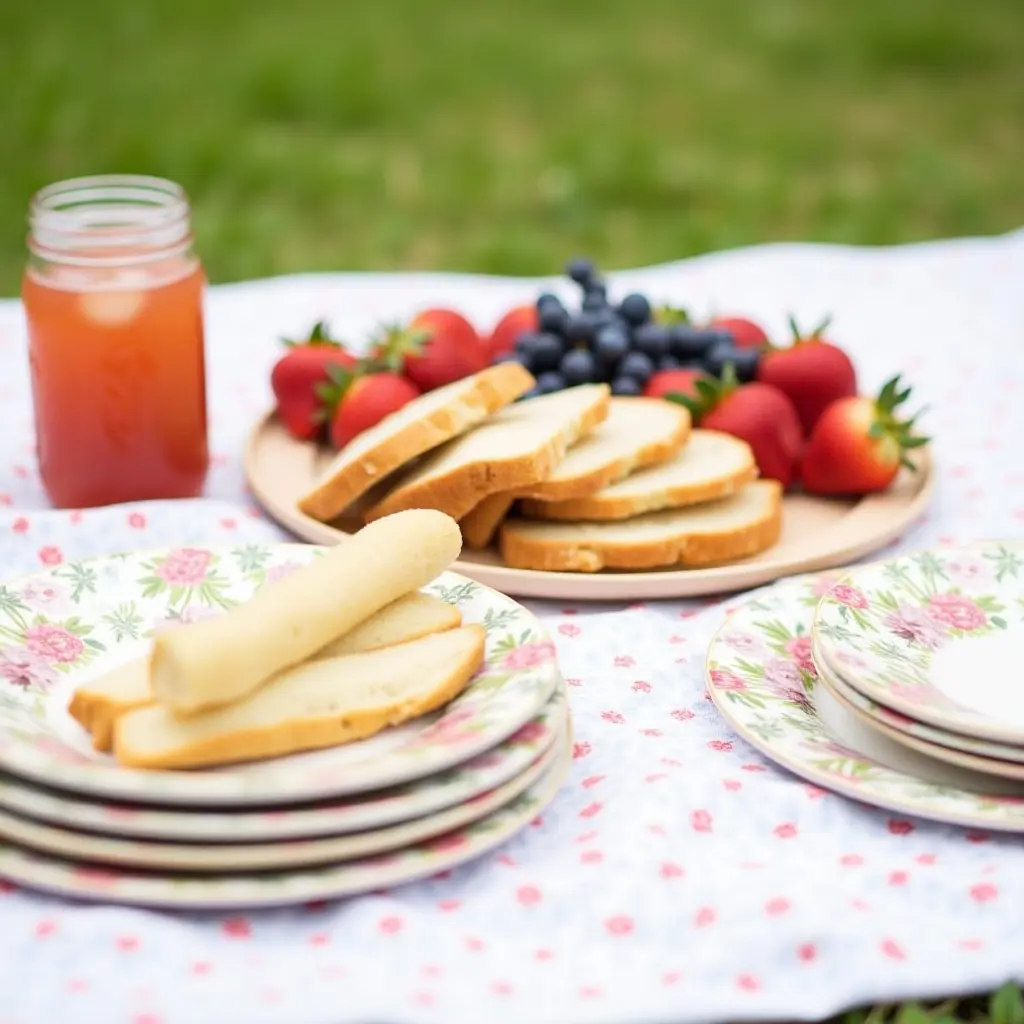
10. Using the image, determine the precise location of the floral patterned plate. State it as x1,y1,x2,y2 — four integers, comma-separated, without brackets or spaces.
0,686,565,842
813,637,1024,766
706,573,1024,832
0,545,562,806
0,713,565,872
813,651,1024,782
815,542,1024,745
0,729,572,909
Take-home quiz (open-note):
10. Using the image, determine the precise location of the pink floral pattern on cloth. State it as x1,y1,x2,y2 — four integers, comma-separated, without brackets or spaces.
1,237,1024,1022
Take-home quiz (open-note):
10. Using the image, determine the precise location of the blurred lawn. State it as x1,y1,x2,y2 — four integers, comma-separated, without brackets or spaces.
2,0,1024,296
1,2,1024,1019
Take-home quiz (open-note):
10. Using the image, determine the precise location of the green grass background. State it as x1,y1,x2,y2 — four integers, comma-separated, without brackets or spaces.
2,0,1024,1018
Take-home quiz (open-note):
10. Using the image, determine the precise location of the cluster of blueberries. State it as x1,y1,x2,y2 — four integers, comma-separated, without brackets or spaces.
497,258,761,398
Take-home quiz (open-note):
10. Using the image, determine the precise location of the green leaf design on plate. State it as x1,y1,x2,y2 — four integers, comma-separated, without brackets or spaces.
54,563,98,603
100,602,145,642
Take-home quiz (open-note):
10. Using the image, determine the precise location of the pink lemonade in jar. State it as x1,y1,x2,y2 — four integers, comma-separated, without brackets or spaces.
22,176,209,508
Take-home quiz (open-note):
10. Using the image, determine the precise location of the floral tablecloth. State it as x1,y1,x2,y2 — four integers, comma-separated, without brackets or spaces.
0,232,1023,1024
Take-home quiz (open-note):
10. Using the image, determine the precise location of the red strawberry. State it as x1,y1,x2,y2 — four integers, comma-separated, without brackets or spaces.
669,367,803,487
708,316,768,350
372,309,486,392
270,322,358,441
643,368,705,401
488,305,537,361
328,372,421,449
800,375,928,495
756,316,856,435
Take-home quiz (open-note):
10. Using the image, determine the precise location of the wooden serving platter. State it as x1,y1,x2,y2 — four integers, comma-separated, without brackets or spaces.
244,411,934,602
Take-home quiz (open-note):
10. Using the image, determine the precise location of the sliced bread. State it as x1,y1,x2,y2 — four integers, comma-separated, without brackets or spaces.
461,494,516,550
69,591,462,753
520,429,756,521
499,479,783,572
516,397,691,501
364,384,611,523
114,625,486,770
299,363,534,521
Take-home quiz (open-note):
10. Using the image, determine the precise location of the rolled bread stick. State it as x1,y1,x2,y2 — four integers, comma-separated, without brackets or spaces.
150,509,463,717
69,592,463,753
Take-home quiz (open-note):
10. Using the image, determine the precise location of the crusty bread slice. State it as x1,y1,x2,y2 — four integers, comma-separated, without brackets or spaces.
459,397,690,548
365,384,611,523
69,592,462,753
499,479,783,572
520,429,756,521
114,625,486,770
460,494,516,549
299,363,534,522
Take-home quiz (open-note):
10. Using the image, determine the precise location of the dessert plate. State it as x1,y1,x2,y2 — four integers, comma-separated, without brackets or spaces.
815,541,1024,745
0,730,572,909
245,411,934,601
0,545,561,806
812,638,1024,765
706,574,1024,832
0,713,565,872
0,686,564,842
813,657,1024,782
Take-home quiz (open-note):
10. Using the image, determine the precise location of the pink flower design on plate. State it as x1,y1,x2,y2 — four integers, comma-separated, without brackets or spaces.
156,548,212,585
18,579,69,611
503,641,556,670
890,682,942,707
830,585,868,609
834,649,868,670
927,593,987,632
25,624,84,664
510,720,547,745
0,645,59,689
762,659,806,702
709,668,746,692
785,636,817,677
722,631,762,655
883,605,945,649
944,557,992,588
811,574,843,597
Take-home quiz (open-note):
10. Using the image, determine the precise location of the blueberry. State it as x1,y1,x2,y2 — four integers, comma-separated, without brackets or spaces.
536,370,565,394
561,348,598,385
566,257,597,286
517,385,541,402
657,354,683,371
566,311,605,345
669,325,717,360
618,350,655,385
538,301,569,334
618,293,652,326
705,345,760,382
705,327,736,349
611,376,643,396
536,292,562,310
593,324,630,365
632,323,671,360
582,291,608,312
530,332,566,372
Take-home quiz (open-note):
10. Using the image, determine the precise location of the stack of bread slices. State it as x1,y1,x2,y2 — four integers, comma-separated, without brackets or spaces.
299,364,783,573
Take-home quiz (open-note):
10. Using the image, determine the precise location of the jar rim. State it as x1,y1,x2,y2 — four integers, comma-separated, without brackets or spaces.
27,175,193,268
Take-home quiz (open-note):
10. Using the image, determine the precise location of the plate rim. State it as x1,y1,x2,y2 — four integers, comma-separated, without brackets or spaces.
244,409,935,601
0,544,562,807
705,575,1024,832
814,540,1024,745
0,730,573,910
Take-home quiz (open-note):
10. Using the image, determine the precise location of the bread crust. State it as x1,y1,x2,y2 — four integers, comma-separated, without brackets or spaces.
460,494,516,549
299,363,534,522
364,387,611,523
498,481,783,572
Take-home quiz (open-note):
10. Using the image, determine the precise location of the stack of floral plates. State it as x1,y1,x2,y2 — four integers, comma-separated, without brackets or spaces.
0,544,570,909
707,540,1024,831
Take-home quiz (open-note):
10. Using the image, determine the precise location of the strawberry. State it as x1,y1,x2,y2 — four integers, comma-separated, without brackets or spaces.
488,305,537,361
270,321,358,441
800,375,928,495
755,316,856,435
708,316,769,350
643,368,705,401
328,371,421,449
668,366,803,487
371,308,487,392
